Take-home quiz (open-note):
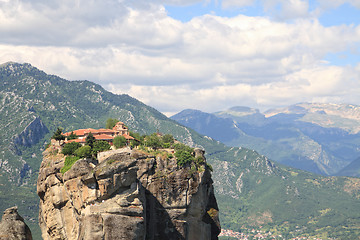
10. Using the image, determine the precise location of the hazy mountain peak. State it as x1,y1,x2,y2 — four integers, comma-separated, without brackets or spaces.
215,106,261,118
265,102,360,117
228,106,258,113
264,102,360,133
264,103,308,117
174,109,204,115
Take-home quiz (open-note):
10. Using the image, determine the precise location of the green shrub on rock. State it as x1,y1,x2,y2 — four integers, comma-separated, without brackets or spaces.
113,135,127,149
175,149,194,167
74,145,92,158
92,140,111,154
62,142,81,155
60,156,81,173
162,134,174,146
145,133,162,150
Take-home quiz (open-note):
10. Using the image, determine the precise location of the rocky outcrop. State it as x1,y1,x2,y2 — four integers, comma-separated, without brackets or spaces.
37,147,220,240
13,117,49,148
0,206,32,240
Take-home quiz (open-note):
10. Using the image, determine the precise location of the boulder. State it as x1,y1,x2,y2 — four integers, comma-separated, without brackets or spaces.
0,206,32,240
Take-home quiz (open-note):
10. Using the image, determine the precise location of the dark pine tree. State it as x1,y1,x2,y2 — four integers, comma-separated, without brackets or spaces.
52,127,65,143
86,132,95,149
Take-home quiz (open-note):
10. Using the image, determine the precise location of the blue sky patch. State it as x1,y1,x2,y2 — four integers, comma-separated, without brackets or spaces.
165,1,265,22
319,3,360,27
324,48,360,66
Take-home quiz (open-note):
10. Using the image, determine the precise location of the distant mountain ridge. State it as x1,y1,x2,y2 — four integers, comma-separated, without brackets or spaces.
336,157,360,177
265,102,360,133
2,62,360,239
172,103,360,176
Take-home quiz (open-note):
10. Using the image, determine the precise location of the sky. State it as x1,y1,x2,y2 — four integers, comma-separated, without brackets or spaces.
0,0,359,116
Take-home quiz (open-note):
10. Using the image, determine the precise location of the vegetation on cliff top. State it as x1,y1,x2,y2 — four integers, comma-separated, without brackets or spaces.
56,119,211,173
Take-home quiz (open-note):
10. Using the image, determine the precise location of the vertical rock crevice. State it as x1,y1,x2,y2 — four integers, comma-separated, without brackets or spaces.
13,117,49,149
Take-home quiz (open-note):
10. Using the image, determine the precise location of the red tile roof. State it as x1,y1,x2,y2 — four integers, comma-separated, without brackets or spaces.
64,128,118,136
97,129,116,133
64,129,98,136
63,122,135,143
66,138,86,143
122,134,134,140
94,134,114,140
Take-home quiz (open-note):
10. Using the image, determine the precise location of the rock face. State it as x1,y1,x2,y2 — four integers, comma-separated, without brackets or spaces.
13,117,49,148
37,148,220,240
0,206,32,240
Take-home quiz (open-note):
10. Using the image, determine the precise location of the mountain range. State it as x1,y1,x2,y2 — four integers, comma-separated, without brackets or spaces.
171,104,360,177
1,62,360,239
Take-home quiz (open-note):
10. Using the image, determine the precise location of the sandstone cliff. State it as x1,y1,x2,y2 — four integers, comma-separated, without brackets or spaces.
37,147,220,240
0,206,32,240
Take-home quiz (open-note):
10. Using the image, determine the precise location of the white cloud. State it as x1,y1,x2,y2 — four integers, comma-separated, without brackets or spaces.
106,64,360,114
0,0,359,114
157,0,204,6
277,0,309,20
221,0,310,20
313,0,360,18
261,0,309,20
0,0,185,48
317,0,360,9
222,0,255,9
